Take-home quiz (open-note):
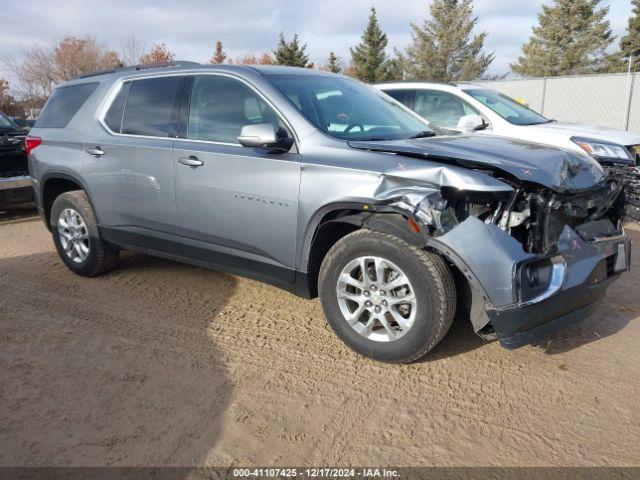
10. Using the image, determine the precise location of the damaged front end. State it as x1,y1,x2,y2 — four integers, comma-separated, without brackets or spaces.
603,163,640,222
385,171,631,348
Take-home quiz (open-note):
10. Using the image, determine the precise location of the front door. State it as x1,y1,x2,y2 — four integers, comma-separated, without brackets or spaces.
172,74,300,283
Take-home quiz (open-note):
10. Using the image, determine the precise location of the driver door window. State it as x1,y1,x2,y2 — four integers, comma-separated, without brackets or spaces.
413,90,478,129
188,76,283,144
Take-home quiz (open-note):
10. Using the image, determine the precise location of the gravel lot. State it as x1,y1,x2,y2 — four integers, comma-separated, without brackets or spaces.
1,207,639,467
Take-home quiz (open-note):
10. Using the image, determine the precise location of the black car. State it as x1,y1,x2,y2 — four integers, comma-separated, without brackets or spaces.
0,111,33,209
11,117,37,132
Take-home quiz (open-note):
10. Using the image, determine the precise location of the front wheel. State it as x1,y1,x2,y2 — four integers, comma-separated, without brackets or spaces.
318,229,456,363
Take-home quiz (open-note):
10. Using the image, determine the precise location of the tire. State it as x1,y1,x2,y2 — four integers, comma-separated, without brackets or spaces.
50,190,119,276
318,229,456,363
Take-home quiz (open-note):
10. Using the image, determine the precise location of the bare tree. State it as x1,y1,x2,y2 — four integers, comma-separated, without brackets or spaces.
0,78,25,117
6,35,121,99
120,35,146,66
139,43,175,65
228,52,273,65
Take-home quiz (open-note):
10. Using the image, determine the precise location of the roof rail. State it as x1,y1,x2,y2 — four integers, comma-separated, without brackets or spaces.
73,61,201,80
133,60,201,71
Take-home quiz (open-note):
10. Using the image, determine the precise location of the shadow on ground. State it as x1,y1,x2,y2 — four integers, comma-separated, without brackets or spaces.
532,228,640,355
0,203,38,225
530,300,638,355
0,248,236,467
421,311,487,362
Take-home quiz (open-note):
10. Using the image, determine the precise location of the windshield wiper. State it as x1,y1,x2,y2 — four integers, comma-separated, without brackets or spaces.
408,130,437,139
353,136,391,141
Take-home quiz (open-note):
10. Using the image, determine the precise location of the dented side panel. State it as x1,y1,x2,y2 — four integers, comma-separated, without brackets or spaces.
295,137,514,271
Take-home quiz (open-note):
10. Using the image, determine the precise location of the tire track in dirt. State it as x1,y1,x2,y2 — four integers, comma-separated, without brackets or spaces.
1,214,639,466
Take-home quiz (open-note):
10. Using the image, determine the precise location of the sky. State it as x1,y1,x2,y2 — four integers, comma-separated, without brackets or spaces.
0,0,634,86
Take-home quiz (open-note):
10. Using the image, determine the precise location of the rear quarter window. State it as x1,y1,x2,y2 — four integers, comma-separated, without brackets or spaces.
36,82,99,128
104,82,131,133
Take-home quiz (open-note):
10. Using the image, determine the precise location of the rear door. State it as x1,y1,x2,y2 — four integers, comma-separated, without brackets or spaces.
172,74,300,282
411,90,481,130
385,88,487,132
83,75,186,239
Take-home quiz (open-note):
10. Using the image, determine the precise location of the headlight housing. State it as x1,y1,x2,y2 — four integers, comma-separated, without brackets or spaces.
572,137,634,164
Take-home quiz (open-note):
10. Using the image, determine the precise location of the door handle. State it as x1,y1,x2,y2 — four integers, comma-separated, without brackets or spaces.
178,156,204,167
86,147,105,157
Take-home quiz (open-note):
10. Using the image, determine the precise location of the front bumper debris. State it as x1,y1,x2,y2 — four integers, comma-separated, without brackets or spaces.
428,217,631,348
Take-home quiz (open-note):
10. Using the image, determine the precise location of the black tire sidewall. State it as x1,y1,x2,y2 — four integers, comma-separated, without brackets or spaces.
50,193,101,276
319,232,448,363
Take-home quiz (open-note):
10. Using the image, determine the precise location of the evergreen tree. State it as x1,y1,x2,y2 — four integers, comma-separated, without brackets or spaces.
511,0,614,77
273,33,312,68
620,0,640,67
350,7,391,82
210,41,227,64
403,0,493,82
326,52,342,73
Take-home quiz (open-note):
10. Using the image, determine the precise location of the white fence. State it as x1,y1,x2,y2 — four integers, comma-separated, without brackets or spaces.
478,73,640,133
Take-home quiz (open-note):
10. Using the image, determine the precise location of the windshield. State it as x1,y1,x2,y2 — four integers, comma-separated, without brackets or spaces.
268,75,438,141
0,112,17,129
466,88,550,126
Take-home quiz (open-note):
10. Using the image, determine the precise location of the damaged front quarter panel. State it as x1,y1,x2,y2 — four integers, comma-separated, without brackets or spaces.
372,161,515,234
367,160,629,340
427,217,536,332
365,167,529,333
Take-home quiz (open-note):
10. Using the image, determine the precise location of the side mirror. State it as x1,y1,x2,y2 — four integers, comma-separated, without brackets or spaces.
457,114,486,132
238,123,293,152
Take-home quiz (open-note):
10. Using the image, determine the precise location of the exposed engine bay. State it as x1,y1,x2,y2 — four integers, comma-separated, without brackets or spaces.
412,172,627,256
603,163,640,223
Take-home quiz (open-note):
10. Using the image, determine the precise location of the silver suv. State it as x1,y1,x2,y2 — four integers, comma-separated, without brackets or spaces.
27,64,631,362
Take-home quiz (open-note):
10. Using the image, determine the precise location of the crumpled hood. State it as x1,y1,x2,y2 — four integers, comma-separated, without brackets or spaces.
348,134,605,191
530,121,640,146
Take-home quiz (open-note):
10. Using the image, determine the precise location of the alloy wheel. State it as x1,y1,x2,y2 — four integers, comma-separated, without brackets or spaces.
57,208,90,264
336,256,417,342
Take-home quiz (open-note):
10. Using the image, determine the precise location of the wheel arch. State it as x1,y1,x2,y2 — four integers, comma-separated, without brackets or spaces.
301,202,432,298
40,172,95,231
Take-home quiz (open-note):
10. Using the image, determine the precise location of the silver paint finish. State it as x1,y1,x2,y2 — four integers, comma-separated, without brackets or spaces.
81,124,178,235
172,139,300,267
337,255,417,342
58,207,90,263
28,65,629,336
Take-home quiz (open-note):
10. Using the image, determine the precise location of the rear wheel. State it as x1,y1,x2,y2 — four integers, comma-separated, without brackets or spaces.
51,191,119,276
318,229,456,363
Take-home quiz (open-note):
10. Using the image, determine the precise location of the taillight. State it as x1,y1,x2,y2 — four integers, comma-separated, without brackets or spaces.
25,136,42,156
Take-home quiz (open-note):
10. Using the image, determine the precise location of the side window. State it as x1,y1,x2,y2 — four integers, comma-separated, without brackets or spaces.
384,89,415,109
121,76,183,137
413,91,478,128
104,82,131,133
36,82,98,128
187,76,282,144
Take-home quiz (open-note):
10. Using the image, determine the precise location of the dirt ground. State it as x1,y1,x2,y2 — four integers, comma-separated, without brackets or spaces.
0,206,639,467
